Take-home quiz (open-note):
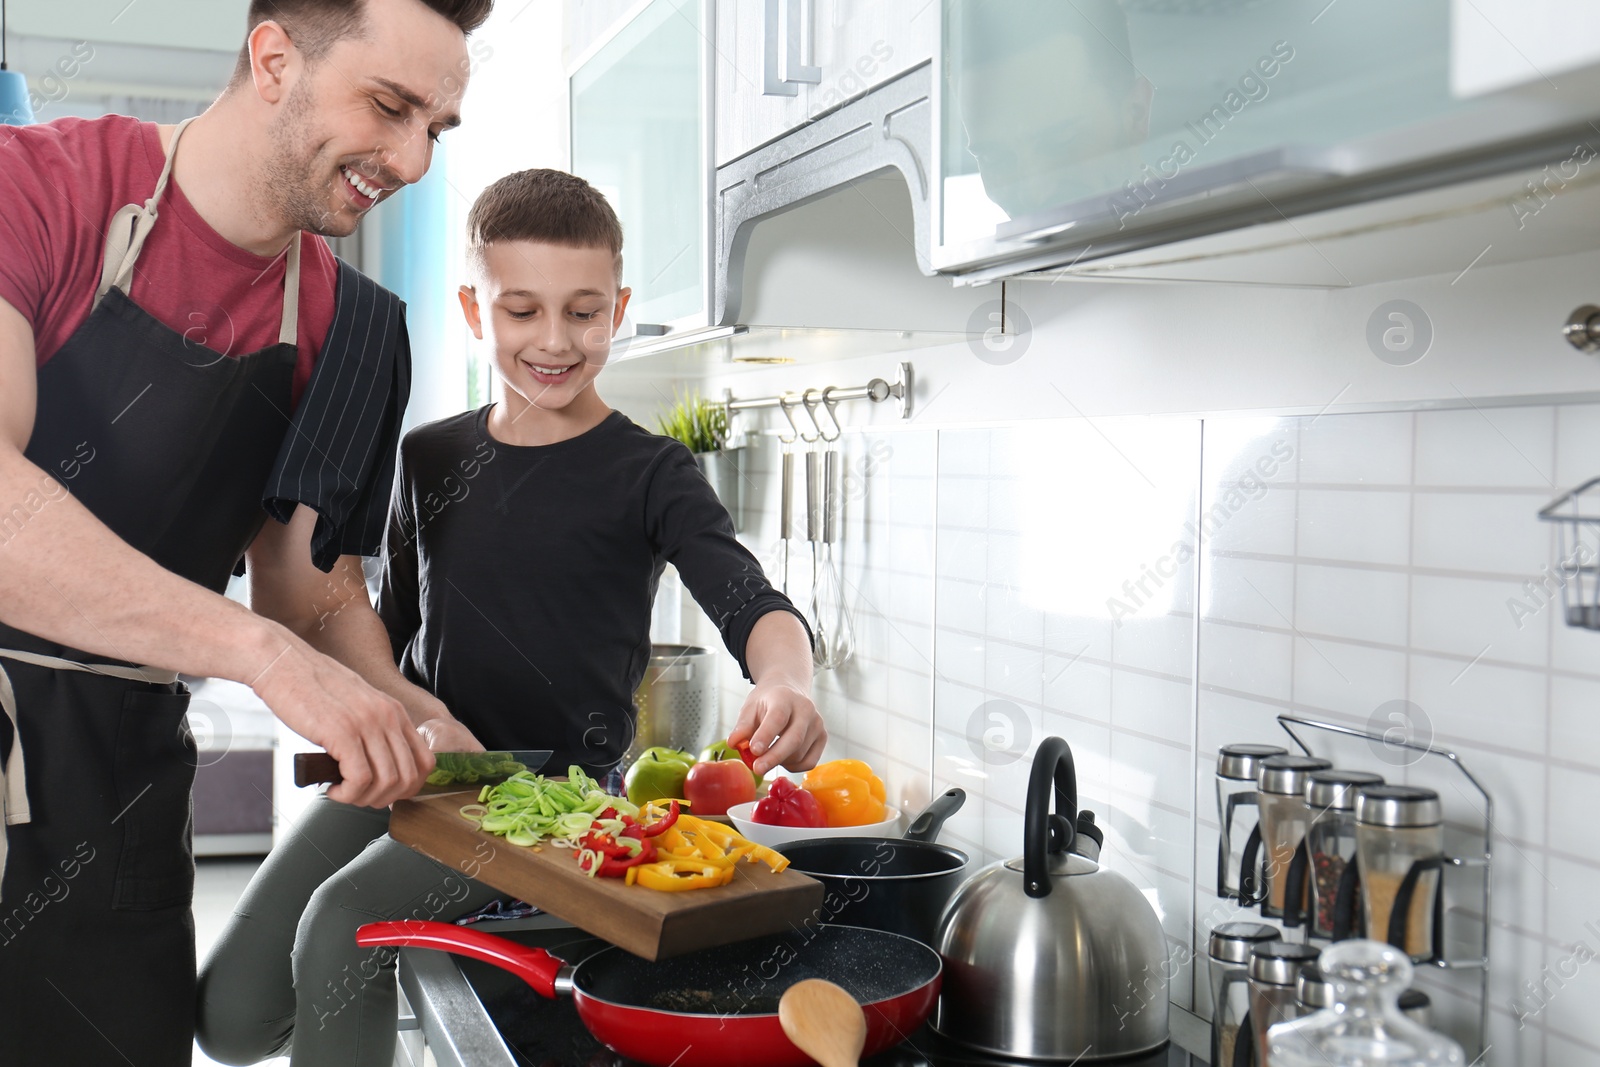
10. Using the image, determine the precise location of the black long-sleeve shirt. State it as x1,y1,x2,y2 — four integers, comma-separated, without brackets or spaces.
377,406,805,774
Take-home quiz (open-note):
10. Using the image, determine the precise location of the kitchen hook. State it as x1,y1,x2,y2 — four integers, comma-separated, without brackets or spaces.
798,388,825,443
777,393,803,441
816,386,844,442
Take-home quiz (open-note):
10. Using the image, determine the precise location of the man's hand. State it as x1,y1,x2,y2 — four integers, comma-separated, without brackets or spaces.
728,680,826,776
248,636,434,807
417,716,486,754
246,506,442,807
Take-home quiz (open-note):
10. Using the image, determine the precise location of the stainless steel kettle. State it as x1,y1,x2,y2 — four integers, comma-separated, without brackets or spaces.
933,736,1170,1060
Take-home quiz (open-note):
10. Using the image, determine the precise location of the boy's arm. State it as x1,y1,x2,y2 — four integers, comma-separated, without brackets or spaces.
646,446,827,774
727,608,827,775
246,504,484,752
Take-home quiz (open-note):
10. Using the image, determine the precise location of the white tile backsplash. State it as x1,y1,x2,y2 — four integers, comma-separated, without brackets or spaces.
1412,491,1554,575
1414,407,1556,488
684,401,1600,1063
1298,411,1414,485
1549,674,1600,766
1410,573,1551,668
1297,488,1412,566
1408,654,1548,757
1293,563,1412,645
1289,640,1405,722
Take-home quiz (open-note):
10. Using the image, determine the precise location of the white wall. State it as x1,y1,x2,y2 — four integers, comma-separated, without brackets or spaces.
666,202,1600,1062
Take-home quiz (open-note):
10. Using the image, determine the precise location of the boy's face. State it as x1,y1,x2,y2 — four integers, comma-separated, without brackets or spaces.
459,240,631,413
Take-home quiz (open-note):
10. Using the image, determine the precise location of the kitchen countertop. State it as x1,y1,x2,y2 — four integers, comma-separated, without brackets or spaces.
396,915,1212,1067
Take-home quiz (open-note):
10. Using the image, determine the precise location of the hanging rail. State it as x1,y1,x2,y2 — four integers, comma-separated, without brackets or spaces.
722,361,914,422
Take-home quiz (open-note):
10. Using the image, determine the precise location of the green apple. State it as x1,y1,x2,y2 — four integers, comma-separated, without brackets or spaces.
624,748,695,805
698,740,764,790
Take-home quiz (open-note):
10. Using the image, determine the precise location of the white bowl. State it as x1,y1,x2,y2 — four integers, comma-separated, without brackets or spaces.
725,801,902,849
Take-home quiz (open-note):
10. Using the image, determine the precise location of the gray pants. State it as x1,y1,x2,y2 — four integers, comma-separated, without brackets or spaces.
195,795,504,1067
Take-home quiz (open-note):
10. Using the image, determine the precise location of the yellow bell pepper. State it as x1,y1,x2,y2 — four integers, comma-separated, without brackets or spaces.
802,760,887,827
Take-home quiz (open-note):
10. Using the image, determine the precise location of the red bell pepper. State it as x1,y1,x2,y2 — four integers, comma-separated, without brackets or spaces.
750,777,827,828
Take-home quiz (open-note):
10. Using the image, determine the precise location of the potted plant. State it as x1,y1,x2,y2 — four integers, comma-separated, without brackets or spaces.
657,392,741,529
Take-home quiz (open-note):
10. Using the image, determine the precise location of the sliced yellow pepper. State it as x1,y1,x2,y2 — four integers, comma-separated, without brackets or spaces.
624,810,791,889
633,861,728,891
653,849,735,869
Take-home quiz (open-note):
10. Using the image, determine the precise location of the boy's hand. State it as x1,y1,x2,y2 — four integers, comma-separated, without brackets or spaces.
418,717,488,754
728,681,827,776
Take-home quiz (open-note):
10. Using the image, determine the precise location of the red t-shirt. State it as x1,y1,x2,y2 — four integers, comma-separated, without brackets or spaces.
0,115,335,405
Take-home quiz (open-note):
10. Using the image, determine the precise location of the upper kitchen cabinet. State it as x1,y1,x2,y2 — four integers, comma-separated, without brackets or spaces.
568,0,981,369
572,0,710,332
933,0,1600,285
713,0,937,167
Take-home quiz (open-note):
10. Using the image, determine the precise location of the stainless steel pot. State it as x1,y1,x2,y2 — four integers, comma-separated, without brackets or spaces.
626,645,718,763
933,737,1170,1060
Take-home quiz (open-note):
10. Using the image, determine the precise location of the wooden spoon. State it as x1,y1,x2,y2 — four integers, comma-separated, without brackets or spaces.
779,979,867,1067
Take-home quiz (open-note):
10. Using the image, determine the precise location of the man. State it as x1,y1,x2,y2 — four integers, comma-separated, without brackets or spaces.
0,1,491,1062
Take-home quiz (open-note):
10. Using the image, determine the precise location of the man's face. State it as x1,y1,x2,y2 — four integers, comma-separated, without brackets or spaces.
461,240,631,414
263,0,472,236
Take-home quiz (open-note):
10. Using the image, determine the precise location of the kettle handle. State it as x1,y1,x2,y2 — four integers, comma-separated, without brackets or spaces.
1023,736,1078,898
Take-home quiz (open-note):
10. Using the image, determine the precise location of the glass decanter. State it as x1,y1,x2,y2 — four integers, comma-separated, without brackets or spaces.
1270,940,1464,1066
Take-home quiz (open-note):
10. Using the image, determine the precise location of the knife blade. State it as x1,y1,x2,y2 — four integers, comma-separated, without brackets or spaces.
293,750,555,792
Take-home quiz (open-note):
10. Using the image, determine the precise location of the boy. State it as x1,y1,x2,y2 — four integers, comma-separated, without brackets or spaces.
196,169,822,1067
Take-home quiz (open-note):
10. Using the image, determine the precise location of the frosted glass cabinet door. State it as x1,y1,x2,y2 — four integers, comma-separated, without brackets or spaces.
572,0,708,329
938,0,1498,255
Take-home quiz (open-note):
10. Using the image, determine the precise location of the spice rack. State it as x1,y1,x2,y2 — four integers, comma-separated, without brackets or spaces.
1275,714,1493,1059
1536,478,1600,630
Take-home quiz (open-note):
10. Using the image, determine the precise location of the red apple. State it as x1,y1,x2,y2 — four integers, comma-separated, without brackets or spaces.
683,758,757,816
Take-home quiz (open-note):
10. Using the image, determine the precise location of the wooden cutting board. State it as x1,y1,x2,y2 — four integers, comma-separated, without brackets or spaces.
390,793,825,961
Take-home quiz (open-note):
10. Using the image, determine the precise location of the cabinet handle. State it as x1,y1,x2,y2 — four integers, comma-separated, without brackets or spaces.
763,0,820,97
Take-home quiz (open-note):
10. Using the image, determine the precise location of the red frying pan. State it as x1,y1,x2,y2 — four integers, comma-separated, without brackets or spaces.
357,920,941,1067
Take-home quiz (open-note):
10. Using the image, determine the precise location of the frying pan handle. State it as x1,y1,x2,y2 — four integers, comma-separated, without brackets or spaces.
904,788,965,843
1023,737,1077,899
355,920,565,999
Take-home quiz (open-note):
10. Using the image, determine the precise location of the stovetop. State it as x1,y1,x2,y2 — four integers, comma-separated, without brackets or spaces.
452,926,1204,1067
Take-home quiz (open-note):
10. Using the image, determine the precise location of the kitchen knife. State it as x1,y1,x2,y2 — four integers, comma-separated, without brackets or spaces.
293,750,554,792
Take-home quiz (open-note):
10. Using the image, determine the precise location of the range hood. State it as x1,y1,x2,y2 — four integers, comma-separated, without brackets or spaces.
606,67,989,372
608,168,985,372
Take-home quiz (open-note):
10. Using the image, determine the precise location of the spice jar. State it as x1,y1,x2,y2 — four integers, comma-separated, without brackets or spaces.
1300,962,1432,1026
1217,744,1288,901
1209,922,1279,1067
1248,941,1321,1066
1253,755,1331,918
1356,786,1443,962
1270,940,1464,1066
1296,962,1333,1014
1300,770,1384,938
1398,988,1432,1027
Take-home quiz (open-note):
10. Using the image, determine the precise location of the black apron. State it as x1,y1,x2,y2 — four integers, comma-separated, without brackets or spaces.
0,117,302,1066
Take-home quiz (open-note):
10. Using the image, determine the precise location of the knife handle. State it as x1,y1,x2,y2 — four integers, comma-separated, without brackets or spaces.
294,752,342,787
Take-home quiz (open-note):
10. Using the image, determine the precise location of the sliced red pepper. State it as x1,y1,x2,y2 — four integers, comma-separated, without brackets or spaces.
577,832,632,859
733,740,759,774
640,801,680,837
593,840,657,876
